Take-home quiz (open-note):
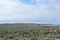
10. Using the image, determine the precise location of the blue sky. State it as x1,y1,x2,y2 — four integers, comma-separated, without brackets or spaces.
0,0,60,24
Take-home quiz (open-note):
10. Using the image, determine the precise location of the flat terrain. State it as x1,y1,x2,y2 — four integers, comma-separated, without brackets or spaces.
0,23,60,40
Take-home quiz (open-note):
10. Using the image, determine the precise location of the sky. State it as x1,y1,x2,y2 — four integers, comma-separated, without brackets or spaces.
0,0,60,24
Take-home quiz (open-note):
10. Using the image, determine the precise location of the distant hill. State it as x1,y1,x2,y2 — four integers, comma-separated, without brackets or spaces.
0,23,60,31
0,23,59,27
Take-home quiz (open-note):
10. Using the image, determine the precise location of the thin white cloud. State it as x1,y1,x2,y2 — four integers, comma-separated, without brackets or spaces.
0,0,60,23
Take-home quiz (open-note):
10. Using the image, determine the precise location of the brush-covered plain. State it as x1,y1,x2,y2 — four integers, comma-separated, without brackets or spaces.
0,23,60,40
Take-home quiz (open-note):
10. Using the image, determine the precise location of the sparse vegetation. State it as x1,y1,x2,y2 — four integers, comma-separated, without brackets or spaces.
0,23,60,40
